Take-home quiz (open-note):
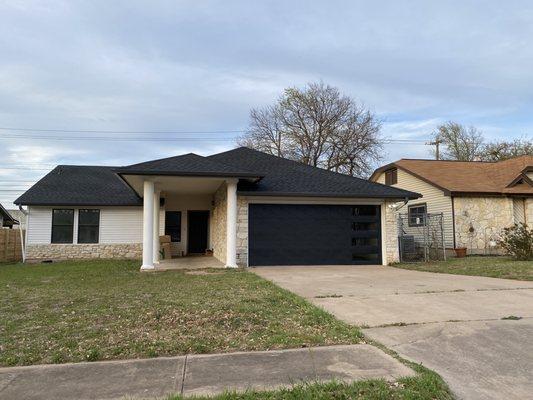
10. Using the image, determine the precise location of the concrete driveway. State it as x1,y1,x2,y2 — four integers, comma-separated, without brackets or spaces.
253,265,533,400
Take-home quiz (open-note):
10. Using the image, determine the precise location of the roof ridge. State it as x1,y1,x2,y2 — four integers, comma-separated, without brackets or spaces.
122,152,202,168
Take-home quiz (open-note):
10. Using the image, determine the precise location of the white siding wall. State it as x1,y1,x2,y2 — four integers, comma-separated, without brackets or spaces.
375,169,454,248
26,206,164,245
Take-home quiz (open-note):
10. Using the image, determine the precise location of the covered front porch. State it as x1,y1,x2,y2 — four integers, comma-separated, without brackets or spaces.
123,175,240,270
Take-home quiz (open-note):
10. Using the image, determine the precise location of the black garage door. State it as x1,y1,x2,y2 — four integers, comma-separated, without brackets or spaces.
249,204,382,266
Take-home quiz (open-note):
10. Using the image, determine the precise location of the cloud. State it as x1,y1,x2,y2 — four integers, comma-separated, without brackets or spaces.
0,1,532,205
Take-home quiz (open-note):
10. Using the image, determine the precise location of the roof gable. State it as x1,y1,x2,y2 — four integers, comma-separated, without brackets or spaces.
371,156,533,195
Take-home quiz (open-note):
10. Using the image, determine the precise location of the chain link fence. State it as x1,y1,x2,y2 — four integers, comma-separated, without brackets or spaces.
398,212,446,262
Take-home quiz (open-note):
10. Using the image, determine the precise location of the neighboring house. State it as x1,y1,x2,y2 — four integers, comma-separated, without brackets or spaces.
370,156,533,254
6,209,26,230
15,147,418,268
0,204,19,229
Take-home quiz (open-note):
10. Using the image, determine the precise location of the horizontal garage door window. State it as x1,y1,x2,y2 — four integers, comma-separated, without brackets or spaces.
78,209,100,244
51,209,74,244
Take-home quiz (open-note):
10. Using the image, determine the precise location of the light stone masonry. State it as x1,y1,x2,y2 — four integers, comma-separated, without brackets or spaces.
453,197,514,253
25,243,142,262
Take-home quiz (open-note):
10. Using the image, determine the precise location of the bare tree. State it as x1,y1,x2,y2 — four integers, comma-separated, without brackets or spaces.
239,82,382,177
431,121,484,161
480,137,533,161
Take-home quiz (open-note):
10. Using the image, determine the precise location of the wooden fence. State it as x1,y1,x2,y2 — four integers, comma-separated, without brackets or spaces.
0,229,24,263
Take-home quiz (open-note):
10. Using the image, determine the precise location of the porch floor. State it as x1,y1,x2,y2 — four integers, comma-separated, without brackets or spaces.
155,256,225,271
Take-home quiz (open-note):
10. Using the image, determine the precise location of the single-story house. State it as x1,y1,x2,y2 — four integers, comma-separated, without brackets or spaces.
15,147,418,269
370,155,533,253
0,204,19,229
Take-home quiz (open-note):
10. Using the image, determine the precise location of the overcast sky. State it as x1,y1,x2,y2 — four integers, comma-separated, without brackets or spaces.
1,1,533,206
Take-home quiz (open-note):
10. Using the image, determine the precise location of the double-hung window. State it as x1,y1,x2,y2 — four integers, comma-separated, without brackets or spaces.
51,209,74,243
78,209,100,243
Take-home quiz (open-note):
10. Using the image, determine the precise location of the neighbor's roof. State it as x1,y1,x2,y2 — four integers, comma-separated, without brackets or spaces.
370,155,533,195
0,203,18,224
15,147,420,206
14,166,143,206
209,147,420,199
115,152,262,179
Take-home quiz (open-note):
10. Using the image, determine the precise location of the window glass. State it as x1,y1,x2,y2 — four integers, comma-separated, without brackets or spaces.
52,209,74,243
352,221,378,231
78,209,100,244
408,204,427,227
352,205,377,216
165,211,182,242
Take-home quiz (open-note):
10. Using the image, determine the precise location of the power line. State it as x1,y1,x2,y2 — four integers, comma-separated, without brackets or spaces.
0,133,429,144
0,127,247,134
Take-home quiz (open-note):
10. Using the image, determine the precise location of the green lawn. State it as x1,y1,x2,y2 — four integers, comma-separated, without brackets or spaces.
167,372,452,400
0,260,362,366
394,256,533,281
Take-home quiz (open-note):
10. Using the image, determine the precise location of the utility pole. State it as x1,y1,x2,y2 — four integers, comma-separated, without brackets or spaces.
426,138,442,160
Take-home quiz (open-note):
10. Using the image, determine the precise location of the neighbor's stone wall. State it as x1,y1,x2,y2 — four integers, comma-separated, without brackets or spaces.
236,197,248,267
211,183,227,264
383,202,400,264
25,243,142,262
453,197,514,254
526,198,533,226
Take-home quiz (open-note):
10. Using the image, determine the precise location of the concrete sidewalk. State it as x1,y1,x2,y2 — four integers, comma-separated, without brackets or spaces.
0,344,414,400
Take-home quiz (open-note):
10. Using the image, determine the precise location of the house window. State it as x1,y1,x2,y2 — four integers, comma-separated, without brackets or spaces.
51,209,74,243
165,211,182,242
78,209,100,243
385,168,397,185
408,204,427,227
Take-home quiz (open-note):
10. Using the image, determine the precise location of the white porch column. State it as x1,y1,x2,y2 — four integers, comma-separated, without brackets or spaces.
226,179,238,268
152,190,161,264
141,180,155,270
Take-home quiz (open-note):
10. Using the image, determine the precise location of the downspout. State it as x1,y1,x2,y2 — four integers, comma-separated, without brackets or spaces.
18,205,28,263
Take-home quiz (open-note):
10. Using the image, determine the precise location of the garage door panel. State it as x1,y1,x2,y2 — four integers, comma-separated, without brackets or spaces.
249,204,381,266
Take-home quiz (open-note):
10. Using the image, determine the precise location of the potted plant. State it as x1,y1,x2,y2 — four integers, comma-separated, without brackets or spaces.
454,232,467,258
454,247,467,258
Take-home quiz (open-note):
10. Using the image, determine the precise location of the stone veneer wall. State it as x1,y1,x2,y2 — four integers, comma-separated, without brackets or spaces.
211,183,249,267
383,202,400,264
236,198,248,267
453,197,514,253
25,243,142,262
211,183,227,264
526,198,533,226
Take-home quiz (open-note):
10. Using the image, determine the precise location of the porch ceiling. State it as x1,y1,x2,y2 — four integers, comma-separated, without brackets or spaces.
121,175,227,196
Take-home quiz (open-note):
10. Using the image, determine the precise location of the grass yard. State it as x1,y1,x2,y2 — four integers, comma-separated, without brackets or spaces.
0,260,362,366
167,372,452,400
394,256,533,281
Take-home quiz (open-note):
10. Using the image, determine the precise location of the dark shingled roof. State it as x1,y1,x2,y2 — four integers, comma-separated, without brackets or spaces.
115,153,261,178
209,147,420,199
15,147,419,206
14,166,142,206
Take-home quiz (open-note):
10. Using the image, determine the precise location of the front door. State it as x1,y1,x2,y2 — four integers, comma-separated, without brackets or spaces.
187,211,209,254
